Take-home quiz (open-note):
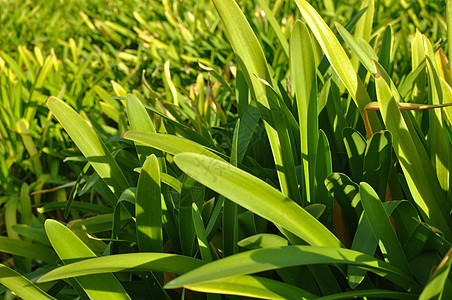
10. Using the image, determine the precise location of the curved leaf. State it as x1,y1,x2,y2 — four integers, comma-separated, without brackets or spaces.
47,96,129,197
38,253,204,283
45,220,131,299
174,152,342,248
165,245,420,292
0,264,56,300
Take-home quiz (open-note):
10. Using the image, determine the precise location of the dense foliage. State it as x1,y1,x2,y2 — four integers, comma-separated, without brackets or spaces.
1,0,452,299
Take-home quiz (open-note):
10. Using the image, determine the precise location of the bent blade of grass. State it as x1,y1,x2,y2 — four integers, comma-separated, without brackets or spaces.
174,152,341,247
375,72,452,239
47,97,129,198
44,220,131,299
38,253,205,282
0,264,56,300
165,245,420,292
122,130,224,161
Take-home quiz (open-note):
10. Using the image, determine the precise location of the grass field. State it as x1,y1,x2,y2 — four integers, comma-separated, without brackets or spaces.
1,0,452,299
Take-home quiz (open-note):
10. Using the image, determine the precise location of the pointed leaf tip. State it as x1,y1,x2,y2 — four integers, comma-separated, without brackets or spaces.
120,131,131,139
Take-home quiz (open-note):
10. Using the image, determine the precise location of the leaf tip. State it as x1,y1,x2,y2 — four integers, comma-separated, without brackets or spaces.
45,96,52,106
121,131,131,139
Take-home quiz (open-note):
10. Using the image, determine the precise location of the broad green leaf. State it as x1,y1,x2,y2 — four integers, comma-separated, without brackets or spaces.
186,275,315,300
122,130,224,161
174,152,342,247
290,20,317,205
125,93,156,164
47,97,129,197
44,220,132,299
136,154,162,253
0,264,56,300
360,182,411,275
165,245,420,292
38,253,205,282
375,71,452,239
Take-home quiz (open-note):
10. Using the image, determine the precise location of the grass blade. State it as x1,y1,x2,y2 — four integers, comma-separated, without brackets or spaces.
375,71,452,239
45,220,131,299
360,182,411,275
165,245,420,292
47,97,129,197
136,154,162,253
38,253,205,282
0,264,56,300
174,153,342,247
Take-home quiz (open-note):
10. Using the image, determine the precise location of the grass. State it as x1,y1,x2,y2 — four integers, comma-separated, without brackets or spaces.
1,0,452,299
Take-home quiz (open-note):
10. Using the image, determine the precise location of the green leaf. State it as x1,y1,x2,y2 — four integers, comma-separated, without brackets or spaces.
360,182,411,275
122,130,224,161
185,275,315,300
44,220,131,299
38,253,205,283
290,20,318,205
342,127,367,182
211,0,300,205
47,96,129,197
324,172,361,234
294,0,373,116
363,131,392,200
0,236,57,264
315,130,333,228
375,70,452,239
136,154,162,253
165,245,420,292
0,264,56,300
192,203,212,262
256,0,289,57
125,93,157,164
419,250,452,300
174,152,342,247
238,234,289,250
